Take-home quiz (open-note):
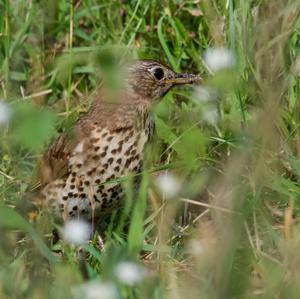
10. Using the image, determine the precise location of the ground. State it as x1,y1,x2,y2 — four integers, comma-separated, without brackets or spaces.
0,1,300,298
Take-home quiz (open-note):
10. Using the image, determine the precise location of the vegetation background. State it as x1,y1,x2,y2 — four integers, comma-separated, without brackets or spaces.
0,0,300,298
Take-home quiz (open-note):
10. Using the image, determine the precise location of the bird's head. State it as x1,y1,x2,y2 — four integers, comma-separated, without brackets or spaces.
125,60,201,101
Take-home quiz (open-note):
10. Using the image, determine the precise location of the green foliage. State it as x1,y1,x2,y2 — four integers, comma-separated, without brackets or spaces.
0,0,300,299
11,102,57,151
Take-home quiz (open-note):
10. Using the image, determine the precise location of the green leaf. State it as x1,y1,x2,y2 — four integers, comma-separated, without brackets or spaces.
11,102,57,151
0,205,57,264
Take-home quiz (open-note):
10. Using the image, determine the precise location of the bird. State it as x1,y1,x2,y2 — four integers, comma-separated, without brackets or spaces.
31,60,201,223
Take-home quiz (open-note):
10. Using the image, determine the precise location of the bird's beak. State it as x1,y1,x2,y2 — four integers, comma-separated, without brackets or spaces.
163,73,201,85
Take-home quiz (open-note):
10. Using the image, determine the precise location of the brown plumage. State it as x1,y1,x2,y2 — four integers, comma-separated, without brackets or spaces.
32,60,200,222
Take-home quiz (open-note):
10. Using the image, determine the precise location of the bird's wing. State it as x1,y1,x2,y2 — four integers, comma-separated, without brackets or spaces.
28,99,139,192
28,129,77,192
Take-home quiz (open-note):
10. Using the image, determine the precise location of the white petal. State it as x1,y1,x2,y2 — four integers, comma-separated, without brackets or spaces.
203,48,235,72
115,261,146,286
73,281,118,299
0,101,12,126
62,219,91,245
155,172,181,199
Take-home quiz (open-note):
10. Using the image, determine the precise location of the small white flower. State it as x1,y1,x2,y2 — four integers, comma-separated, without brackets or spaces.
203,47,235,72
62,219,91,245
115,261,146,286
0,101,12,126
73,281,118,299
193,86,217,103
203,107,218,125
155,172,181,199
186,239,205,255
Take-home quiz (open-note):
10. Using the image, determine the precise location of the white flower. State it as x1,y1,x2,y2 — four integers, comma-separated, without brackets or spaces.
193,86,217,103
203,107,218,125
186,239,205,255
73,281,118,299
62,219,91,245
0,101,12,126
203,47,235,72
115,261,146,286
155,172,181,199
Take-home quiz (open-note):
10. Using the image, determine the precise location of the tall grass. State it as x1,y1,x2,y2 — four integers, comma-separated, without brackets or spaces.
0,0,300,298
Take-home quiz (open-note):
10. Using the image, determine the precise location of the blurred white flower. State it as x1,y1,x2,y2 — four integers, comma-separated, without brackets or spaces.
155,172,181,199
203,47,235,72
186,239,205,255
115,261,146,286
62,219,91,245
0,101,12,126
193,86,217,103
203,107,218,125
73,281,118,299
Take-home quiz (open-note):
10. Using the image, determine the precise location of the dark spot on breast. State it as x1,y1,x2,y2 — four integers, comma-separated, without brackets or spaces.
71,177,76,183
100,152,107,158
125,158,132,168
80,193,86,199
124,148,131,156
69,211,74,216
93,155,100,160
84,181,90,186
79,187,84,192
107,136,113,142
131,149,137,156
104,145,109,151
108,174,115,180
111,149,117,154
94,146,100,151
95,178,101,184
103,163,108,169
72,206,78,211
91,138,100,143
116,158,122,164
68,192,73,197
133,166,139,172
114,166,120,172
115,127,123,133
112,191,119,198
102,132,108,138
70,185,75,189
76,163,82,168
62,196,68,201
107,157,114,164
71,172,76,177
87,168,96,176
93,195,100,203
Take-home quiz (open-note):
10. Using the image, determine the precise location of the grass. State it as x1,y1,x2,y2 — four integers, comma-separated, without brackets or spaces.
0,0,300,298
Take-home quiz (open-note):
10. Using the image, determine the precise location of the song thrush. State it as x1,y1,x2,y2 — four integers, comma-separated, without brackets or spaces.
32,60,200,222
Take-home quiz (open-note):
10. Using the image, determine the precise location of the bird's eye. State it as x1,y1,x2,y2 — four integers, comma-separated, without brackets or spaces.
152,67,164,80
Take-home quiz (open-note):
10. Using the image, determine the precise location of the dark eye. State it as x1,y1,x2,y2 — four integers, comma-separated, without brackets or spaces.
152,67,164,80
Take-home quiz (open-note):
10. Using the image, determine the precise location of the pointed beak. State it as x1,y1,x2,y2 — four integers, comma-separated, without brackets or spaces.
163,73,201,85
